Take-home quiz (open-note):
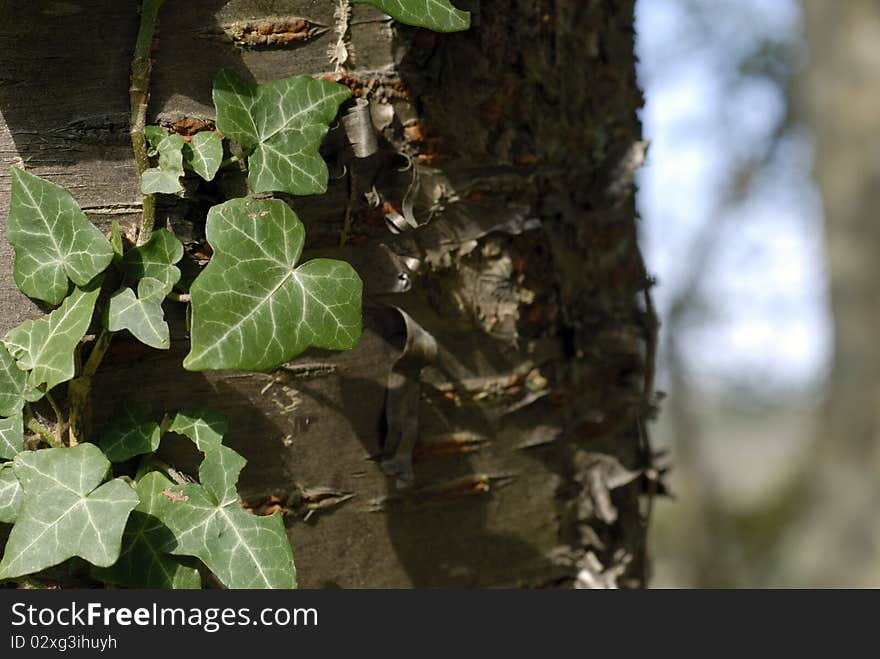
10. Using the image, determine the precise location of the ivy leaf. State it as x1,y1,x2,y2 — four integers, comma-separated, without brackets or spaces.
7,168,114,305
121,228,184,295
138,276,169,301
97,401,162,463
148,410,296,588
354,0,470,32
212,70,350,195
106,278,170,350
144,473,297,589
0,413,23,461
0,444,139,578
168,408,228,447
110,220,124,261
184,131,223,181
92,472,201,589
168,410,243,506
141,127,186,194
184,198,362,372
0,348,41,417
0,415,23,524
4,283,101,391
0,463,22,524
144,125,165,156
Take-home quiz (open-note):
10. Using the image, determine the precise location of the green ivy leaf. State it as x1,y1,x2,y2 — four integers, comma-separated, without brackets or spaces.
138,276,169,300
4,283,101,391
97,401,162,463
354,0,470,32
168,408,227,447
0,444,139,578
144,125,165,156
0,463,22,524
106,278,170,350
110,220,124,261
121,228,184,295
0,347,42,415
184,198,362,372
144,472,296,589
184,131,223,181
146,409,295,588
0,414,23,524
168,410,243,506
0,413,23,461
141,127,186,194
212,70,350,195
0,345,29,418
92,472,201,589
7,168,114,305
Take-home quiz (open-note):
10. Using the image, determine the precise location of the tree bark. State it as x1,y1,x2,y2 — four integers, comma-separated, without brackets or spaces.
0,0,654,588
796,0,880,586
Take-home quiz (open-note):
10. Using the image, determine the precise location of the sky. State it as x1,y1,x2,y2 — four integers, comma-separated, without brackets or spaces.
635,0,831,394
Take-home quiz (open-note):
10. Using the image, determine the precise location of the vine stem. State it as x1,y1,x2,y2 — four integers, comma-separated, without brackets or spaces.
26,417,63,450
130,0,165,246
44,390,67,446
219,155,242,169
82,328,113,379
64,1,163,446
68,329,113,446
64,2,161,447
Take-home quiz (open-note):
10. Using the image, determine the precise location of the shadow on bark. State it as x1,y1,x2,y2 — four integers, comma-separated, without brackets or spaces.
293,307,562,587
92,340,293,494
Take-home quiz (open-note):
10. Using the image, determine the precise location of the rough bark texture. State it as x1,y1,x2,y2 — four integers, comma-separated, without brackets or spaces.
0,0,654,588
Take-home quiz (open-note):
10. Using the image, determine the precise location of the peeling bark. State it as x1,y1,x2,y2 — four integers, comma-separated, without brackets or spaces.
0,0,655,588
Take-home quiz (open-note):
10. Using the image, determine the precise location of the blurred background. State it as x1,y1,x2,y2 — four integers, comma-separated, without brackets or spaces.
636,0,880,587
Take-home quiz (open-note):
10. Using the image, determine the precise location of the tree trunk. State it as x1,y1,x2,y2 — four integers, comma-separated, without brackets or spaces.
796,0,880,585
0,0,654,588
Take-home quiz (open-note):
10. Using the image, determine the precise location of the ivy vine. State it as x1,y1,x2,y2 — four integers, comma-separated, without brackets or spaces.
0,1,469,588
